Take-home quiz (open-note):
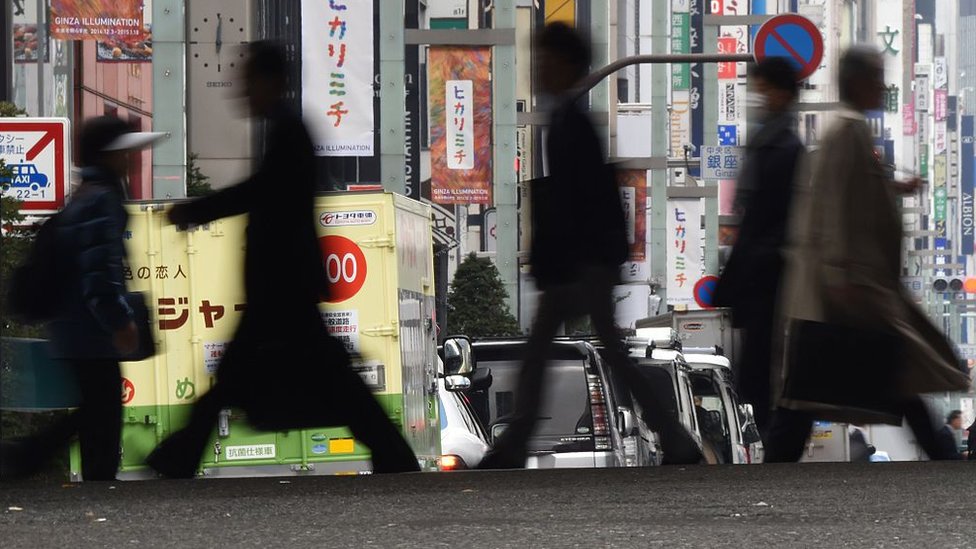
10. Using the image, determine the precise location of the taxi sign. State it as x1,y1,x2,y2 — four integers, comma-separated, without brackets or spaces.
0,118,70,211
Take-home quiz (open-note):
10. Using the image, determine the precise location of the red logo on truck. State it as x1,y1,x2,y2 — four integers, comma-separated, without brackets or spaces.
121,378,135,404
320,235,367,303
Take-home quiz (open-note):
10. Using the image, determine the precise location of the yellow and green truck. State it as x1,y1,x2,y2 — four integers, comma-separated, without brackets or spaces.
69,191,440,480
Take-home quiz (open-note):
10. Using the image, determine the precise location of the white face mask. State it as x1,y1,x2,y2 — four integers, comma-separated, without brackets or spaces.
745,91,770,121
745,91,769,136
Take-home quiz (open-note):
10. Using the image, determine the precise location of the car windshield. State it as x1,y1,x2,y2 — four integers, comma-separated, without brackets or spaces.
481,358,592,438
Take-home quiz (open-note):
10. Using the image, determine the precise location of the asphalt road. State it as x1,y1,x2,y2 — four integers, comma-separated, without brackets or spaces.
1,462,974,548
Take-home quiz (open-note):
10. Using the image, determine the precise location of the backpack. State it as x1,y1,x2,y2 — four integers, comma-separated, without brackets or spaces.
6,212,66,323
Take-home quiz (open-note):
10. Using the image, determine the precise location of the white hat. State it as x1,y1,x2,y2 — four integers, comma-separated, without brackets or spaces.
102,131,169,152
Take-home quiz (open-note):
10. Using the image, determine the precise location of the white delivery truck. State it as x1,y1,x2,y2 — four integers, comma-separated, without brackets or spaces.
70,192,442,479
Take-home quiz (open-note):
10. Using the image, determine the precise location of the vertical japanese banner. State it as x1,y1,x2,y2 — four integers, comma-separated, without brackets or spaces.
903,101,916,136
404,1,421,200
302,0,375,156
429,47,493,205
689,0,704,176
670,1,690,160
445,80,474,170
934,90,948,122
618,170,647,262
667,199,704,307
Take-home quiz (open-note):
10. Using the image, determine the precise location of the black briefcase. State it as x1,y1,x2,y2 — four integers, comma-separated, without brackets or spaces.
119,292,157,362
780,319,905,424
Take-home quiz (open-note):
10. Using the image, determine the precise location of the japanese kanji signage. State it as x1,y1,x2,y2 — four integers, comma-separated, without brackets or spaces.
671,0,690,90
429,47,493,205
700,145,743,180
667,199,705,307
935,90,948,122
446,80,474,170
323,310,360,353
49,0,144,41
903,102,916,136
915,65,930,112
0,118,70,211
302,0,374,156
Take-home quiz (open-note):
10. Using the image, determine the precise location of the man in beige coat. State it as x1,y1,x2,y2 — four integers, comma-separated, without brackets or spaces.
765,46,972,462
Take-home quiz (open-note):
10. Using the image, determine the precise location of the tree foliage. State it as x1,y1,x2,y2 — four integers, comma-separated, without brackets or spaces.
186,153,214,197
0,101,40,339
446,253,521,338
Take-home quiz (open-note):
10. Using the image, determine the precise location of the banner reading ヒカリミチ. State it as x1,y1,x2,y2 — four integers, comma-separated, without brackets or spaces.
429,47,493,205
302,0,374,157
50,0,144,41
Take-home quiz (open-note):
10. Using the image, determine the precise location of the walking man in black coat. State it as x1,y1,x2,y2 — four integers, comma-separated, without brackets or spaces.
146,42,419,477
713,57,804,437
478,23,701,469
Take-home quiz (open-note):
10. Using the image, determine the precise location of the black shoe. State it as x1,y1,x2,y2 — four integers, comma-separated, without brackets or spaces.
0,440,42,480
145,434,202,479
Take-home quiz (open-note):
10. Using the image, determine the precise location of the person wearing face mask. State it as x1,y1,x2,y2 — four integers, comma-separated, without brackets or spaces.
712,57,804,438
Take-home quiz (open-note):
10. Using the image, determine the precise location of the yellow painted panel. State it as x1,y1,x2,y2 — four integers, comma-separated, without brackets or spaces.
329,438,356,454
545,0,575,26
120,193,436,408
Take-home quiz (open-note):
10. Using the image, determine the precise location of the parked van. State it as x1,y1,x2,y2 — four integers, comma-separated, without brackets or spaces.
624,328,716,464
684,353,762,464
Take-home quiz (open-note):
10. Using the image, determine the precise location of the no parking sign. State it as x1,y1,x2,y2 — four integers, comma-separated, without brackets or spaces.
753,14,824,81
693,275,720,309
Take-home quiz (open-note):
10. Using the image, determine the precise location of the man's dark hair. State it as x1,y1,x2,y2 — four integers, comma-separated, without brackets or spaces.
536,22,592,80
839,45,882,104
947,410,963,423
246,40,289,85
77,115,132,167
750,57,799,98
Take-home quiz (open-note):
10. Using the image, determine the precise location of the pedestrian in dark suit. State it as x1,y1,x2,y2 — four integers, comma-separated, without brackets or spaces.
478,23,702,469
1,116,165,480
713,57,804,436
936,410,965,461
145,41,419,478
967,419,975,461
